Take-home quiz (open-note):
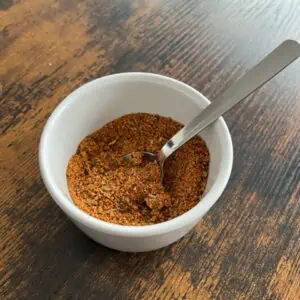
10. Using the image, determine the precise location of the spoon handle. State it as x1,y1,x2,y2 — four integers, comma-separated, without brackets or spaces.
159,40,300,162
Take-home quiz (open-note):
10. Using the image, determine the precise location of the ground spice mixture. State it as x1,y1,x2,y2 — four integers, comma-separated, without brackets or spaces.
67,113,210,225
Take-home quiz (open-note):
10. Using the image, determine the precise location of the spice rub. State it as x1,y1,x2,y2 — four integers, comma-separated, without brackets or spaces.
67,113,209,225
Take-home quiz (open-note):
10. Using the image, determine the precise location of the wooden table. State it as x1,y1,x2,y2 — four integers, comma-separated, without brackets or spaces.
1,0,300,299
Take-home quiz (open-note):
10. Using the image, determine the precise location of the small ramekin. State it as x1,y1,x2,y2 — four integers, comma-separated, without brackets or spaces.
39,73,233,252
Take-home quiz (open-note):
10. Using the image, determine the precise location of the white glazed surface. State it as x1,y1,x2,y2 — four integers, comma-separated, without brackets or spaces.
39,73,233,252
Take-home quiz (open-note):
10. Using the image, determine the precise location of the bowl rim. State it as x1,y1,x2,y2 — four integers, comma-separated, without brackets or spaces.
39,72,233,237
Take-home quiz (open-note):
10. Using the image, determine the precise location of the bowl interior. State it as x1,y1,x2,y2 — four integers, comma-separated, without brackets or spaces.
41,73,232,219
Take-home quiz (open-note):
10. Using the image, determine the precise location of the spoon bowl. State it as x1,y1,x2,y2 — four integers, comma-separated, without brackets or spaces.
123,151,157,163
123,151,164,181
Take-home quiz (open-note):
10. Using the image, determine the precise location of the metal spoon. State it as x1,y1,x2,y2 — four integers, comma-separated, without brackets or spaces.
124,40,300,180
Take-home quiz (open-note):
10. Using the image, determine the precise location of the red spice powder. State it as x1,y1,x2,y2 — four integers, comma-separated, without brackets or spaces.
67,113,209,225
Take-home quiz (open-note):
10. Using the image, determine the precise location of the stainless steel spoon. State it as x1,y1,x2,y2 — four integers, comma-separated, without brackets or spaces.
124,40,300,180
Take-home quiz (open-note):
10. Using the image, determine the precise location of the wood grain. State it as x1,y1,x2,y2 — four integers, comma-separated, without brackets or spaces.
1,0,300,299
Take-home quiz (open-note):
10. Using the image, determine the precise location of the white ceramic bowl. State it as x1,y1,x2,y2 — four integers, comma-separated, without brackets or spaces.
39,73,233,252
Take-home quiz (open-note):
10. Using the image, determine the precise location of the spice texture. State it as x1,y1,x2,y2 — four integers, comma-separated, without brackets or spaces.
67,113,209,225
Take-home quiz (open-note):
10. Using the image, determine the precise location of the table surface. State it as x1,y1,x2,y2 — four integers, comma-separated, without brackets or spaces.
1,0,300,299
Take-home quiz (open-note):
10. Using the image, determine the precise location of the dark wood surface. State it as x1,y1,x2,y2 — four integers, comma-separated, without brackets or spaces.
1,0,300,299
